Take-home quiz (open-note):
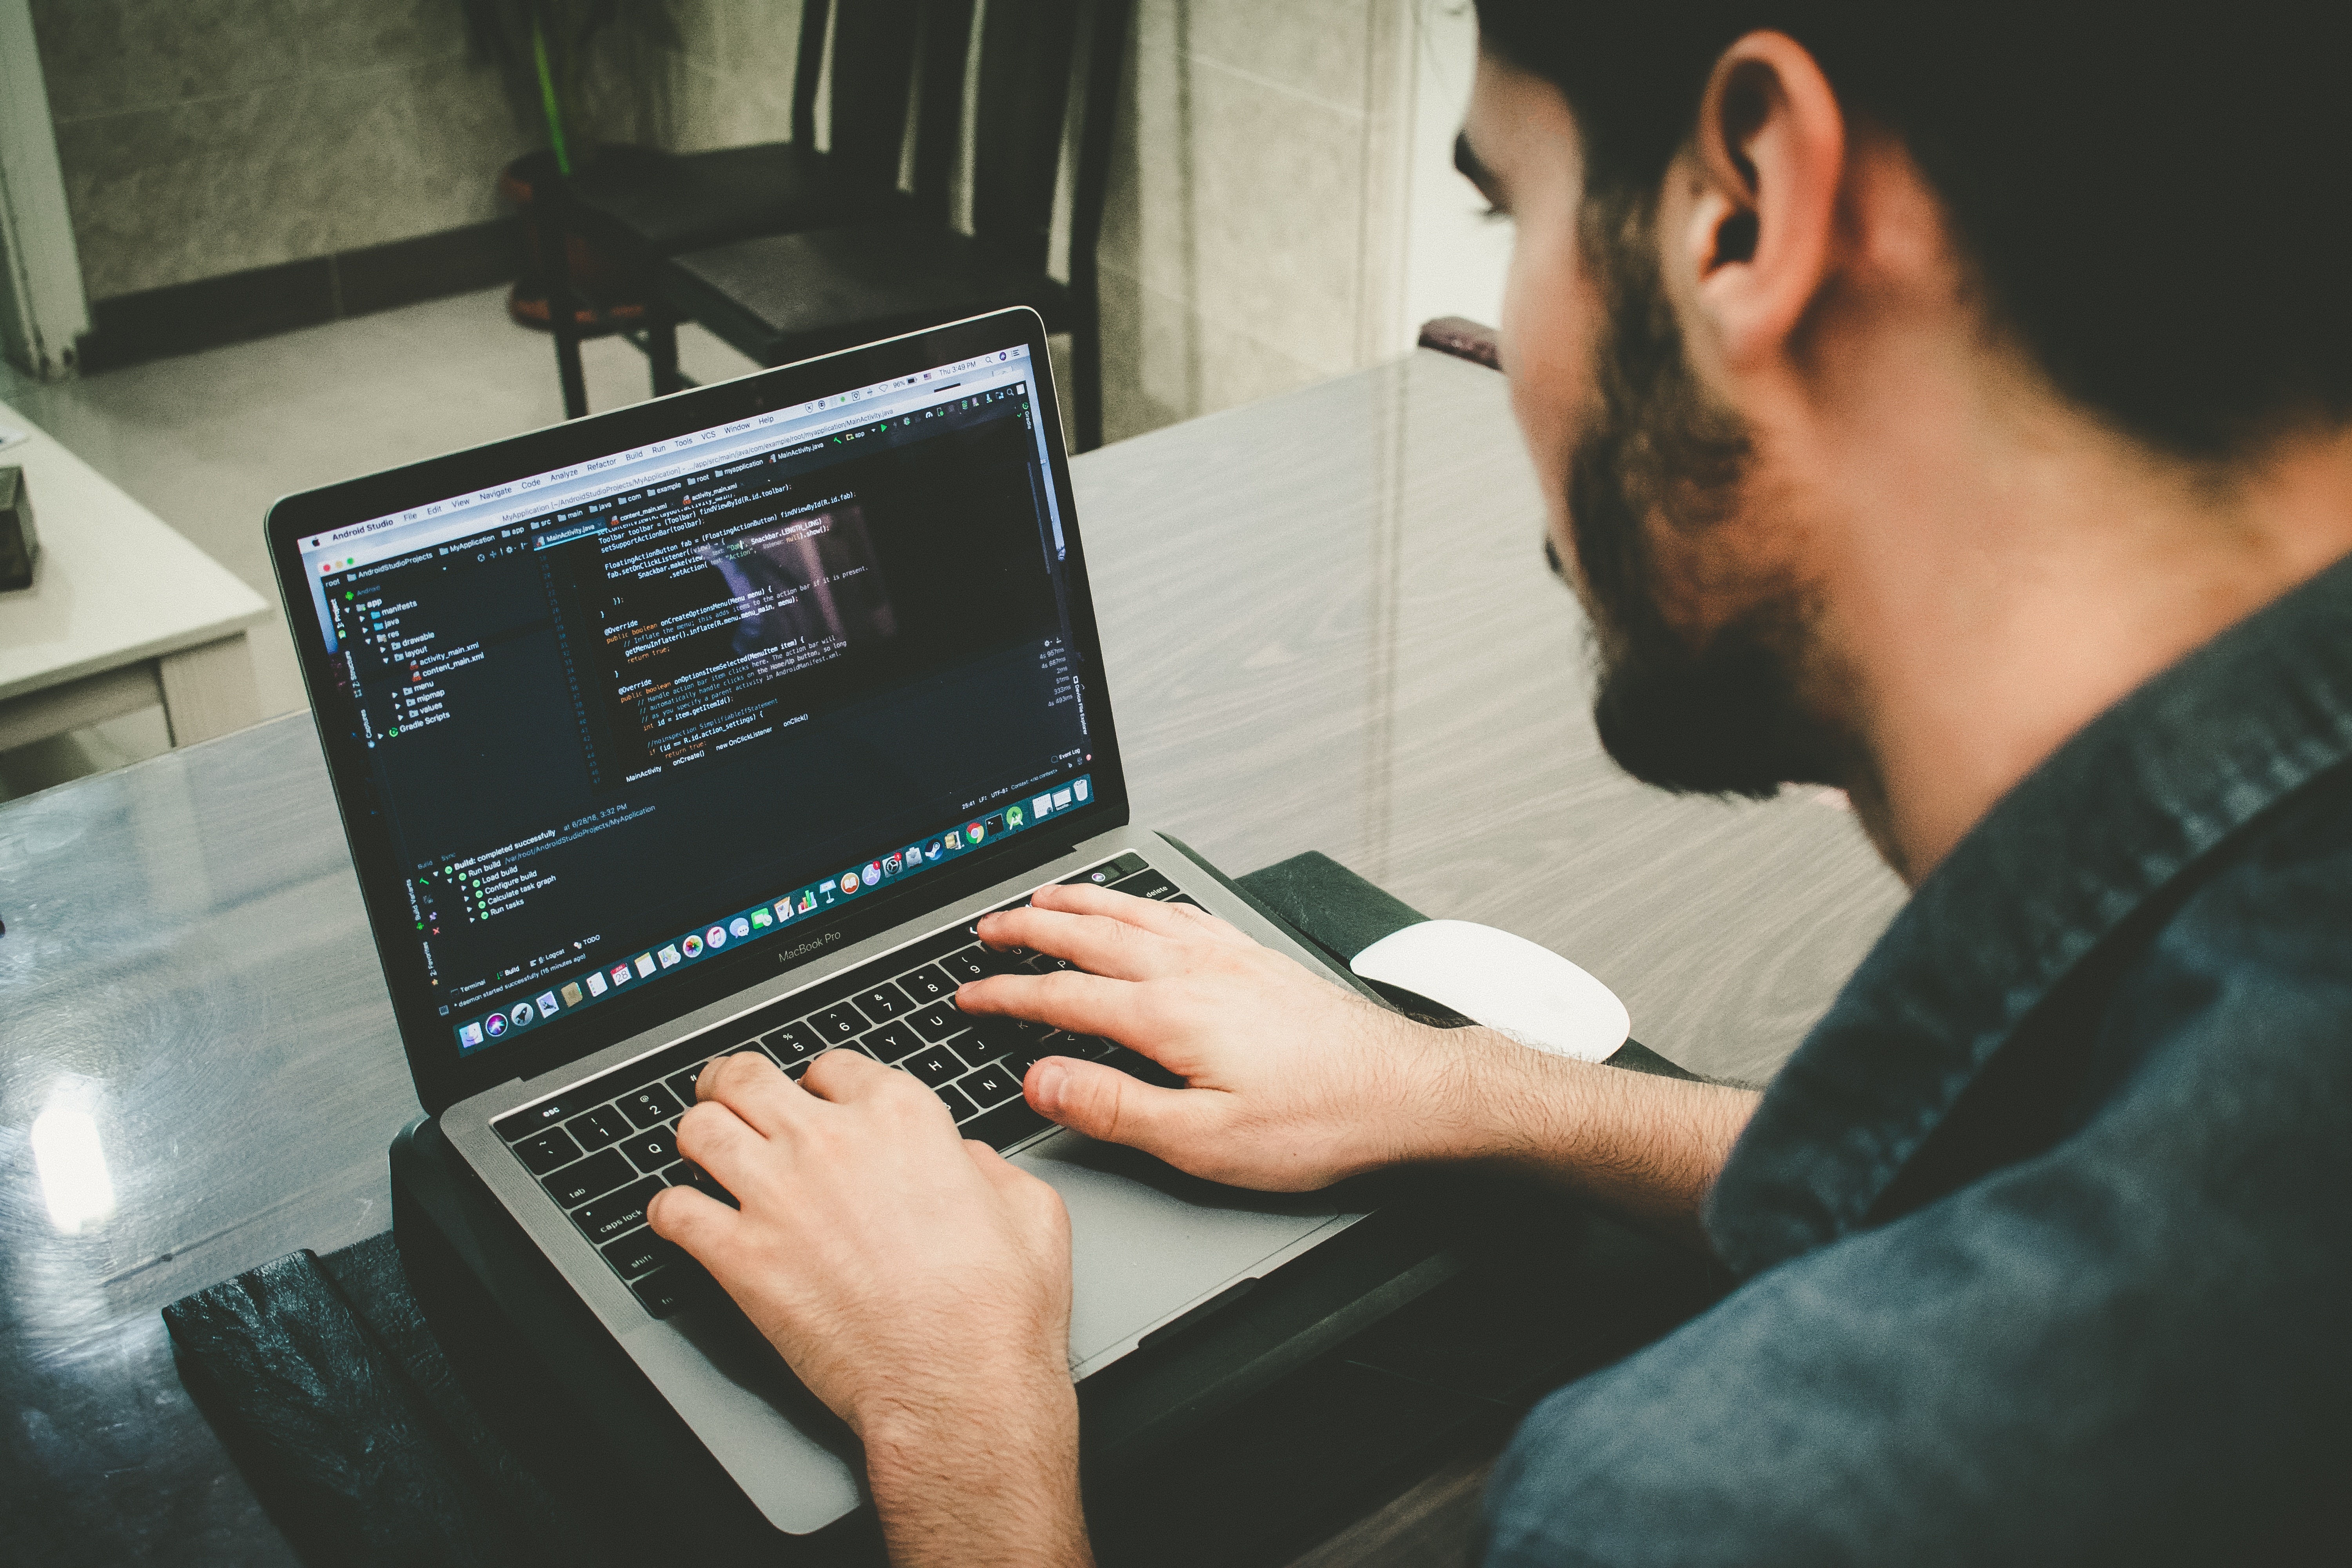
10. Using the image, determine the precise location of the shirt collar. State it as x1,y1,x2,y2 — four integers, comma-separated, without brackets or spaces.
1705,551,2352,1275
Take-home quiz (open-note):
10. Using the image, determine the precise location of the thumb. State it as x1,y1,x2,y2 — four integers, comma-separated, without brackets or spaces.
1025,1056,1197,1154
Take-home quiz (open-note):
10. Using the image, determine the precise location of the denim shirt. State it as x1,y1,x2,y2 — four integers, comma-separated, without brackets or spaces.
1483,555,2352,1565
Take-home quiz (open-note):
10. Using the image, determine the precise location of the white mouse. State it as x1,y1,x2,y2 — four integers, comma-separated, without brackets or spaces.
1349,919,1630,1062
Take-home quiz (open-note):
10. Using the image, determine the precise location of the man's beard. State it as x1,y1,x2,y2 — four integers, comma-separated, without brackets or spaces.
1564,207,1842,799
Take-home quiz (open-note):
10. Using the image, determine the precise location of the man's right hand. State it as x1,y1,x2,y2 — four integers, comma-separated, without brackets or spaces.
956,882,1759,1236
953,883,1454,1191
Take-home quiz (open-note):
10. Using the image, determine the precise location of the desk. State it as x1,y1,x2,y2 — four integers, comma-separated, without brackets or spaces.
0,349,1906,1564
0,403,268,753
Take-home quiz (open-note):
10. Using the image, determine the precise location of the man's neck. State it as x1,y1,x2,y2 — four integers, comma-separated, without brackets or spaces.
1823,414,2352,886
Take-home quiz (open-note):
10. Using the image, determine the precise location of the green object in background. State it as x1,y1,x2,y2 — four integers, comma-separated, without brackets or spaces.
529,14,570,177
457,1,678,173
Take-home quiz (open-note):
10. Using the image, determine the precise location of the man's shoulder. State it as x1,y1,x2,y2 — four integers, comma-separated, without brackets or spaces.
2140,746,2352,971
1481,773,2352,1566
1709,723,2352,1273
2107,751,2352,1039
2080,751,2352,1134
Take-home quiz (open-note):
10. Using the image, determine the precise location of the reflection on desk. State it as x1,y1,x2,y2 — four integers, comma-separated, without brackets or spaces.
0,348,1905,1564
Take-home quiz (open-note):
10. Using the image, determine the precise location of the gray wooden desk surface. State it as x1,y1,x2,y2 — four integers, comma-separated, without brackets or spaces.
0,349,1905,1563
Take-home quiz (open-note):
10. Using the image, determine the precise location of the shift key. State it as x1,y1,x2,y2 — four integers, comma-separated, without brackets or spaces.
574,1177,664,1244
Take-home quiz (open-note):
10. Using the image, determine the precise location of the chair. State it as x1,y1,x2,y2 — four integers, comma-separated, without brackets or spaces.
539,0,927,416
651,0,1131,450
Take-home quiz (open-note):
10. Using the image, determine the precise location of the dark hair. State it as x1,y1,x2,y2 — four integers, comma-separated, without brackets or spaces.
1473,2,2352,459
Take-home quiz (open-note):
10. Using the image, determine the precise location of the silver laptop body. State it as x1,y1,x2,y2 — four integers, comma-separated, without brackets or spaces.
267,308,1365,1535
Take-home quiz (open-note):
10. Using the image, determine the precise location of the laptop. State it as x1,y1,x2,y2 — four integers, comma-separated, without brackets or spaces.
266,307,1371,1534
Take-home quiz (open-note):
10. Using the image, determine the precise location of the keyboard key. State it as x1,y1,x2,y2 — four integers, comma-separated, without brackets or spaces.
961,1098,1054,1152
763,1022,824,1065
618,1126,677,1173
1165,893,1203,909
567,1104,632,1150
935,947,988,984
514,1127,583,1175
1107,869,1177,901
933,1081,978,1120
907,1002,967,1042
664,1065,709,1104
1064,852,1148,887
998,1041,1061,1081
496,1099,575,1141
620,1085,682,1127
812,1002,869,1044
574,1178,663,1243
959,1063,1024,1110
864,1021,922,1062
665,1160,739,1209
965,1014,1056,1057
544,1149,635,1209
898,964,956,1003
903,1043,973,1086
855,982,913,1021
938,946,1020,984
631,1267,703,1317
601,1228,677,1279
1033,1033,1117,1063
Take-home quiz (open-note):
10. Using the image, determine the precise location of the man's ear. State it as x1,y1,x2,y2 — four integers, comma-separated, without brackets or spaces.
1680,32,1846,368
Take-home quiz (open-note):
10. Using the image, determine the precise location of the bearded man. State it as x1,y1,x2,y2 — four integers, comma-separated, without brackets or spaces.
650,4,2352,1561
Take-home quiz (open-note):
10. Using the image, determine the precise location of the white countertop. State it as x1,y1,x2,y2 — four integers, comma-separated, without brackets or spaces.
0,401,270,702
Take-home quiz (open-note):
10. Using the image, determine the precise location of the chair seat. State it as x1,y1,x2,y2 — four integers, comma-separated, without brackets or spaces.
568,143,901,260
659,225,1072,367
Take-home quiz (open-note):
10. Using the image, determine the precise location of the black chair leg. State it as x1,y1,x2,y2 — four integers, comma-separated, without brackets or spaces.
552,324,589,420
646,313,683,398
542,187,590,420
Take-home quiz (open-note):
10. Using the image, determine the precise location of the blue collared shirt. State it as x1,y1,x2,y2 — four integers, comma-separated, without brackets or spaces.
1483,556,2352,1564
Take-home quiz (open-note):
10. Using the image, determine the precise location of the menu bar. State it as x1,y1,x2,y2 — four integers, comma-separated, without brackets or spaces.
301,345,1035,572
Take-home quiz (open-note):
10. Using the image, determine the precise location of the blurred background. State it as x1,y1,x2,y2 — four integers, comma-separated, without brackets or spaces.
0,0,1510,800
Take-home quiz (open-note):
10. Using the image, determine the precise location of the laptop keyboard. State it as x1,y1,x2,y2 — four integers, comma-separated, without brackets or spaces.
492,852,1190,1317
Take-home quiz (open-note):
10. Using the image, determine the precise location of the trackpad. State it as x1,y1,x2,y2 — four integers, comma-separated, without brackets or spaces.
1014,1131,1353,1370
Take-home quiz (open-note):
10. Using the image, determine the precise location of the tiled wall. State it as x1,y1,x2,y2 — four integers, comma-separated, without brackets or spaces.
28,0,1413,443
663,0,807,152
1098,0,1409,442
26,0,802,304
30,0,535,302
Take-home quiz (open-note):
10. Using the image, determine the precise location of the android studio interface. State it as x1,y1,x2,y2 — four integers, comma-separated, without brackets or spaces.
297,347,1098,1053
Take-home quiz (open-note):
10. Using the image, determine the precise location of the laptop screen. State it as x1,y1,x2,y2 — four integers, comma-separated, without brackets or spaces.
290,339,1099,1059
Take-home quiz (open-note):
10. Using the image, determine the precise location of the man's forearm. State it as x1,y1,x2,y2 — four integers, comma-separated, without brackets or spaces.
1413,1029,1759,1244
860,1376,1093,1568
